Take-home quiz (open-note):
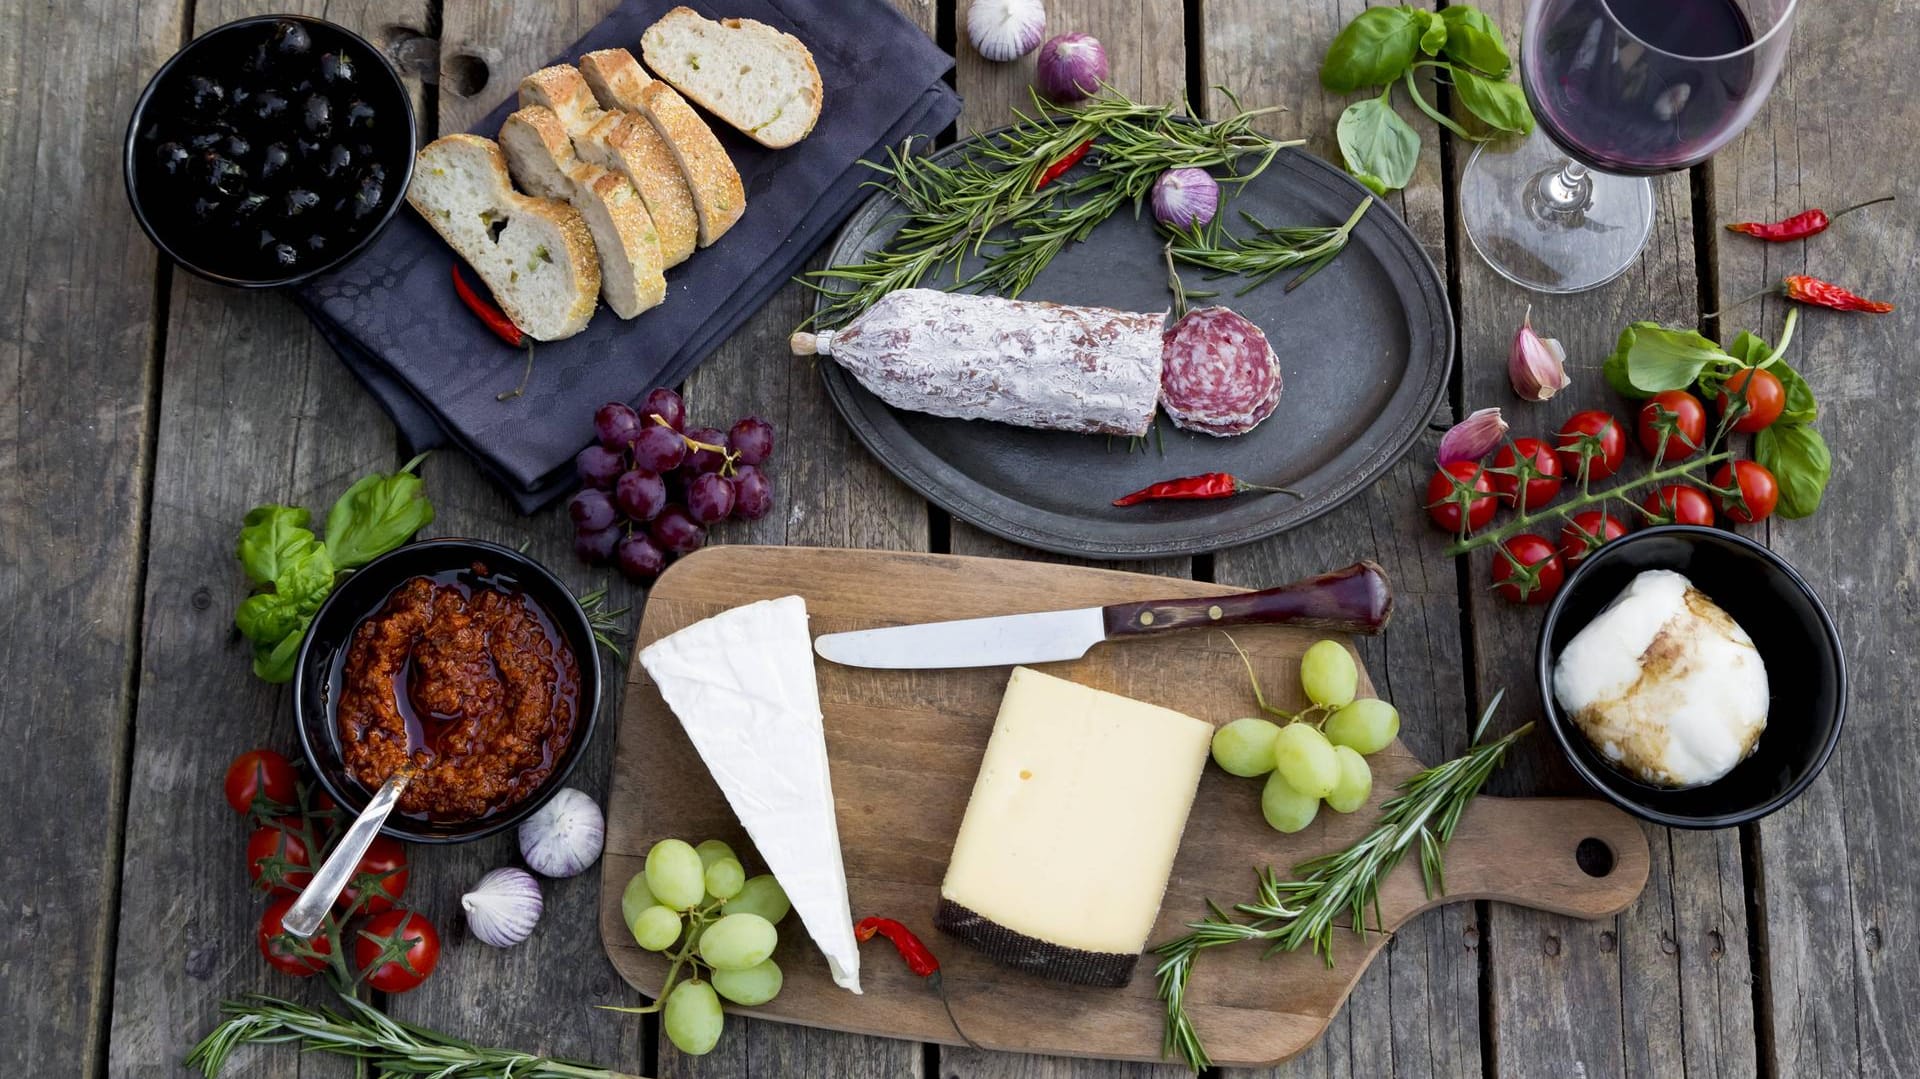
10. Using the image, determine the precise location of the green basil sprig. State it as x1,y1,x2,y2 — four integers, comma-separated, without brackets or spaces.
1320,5,1531,194
232,454,435,682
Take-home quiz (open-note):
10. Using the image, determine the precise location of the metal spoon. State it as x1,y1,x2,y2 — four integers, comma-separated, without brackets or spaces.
282,770,410,938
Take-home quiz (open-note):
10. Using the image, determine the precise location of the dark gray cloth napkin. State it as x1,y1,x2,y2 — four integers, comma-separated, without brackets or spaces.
297,0,960,511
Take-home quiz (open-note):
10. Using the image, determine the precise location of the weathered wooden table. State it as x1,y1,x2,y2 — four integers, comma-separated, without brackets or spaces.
6,0,1912,1075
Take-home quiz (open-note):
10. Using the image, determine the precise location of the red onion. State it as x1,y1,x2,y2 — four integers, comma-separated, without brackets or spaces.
1152,168,1220,229
1035,32,1108,103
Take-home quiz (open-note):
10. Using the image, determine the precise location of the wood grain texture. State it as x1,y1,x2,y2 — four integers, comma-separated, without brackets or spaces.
601,546,1646,1067
1197,2,1467,1076
1712,5,1919,1075
1447,2,1756,1075
0,0,175,1070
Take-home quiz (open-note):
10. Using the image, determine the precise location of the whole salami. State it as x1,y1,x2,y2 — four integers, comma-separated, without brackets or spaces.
1159,306,1282,437
790,289,1168,437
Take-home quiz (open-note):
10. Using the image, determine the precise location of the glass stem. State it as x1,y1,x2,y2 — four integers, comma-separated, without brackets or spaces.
1540,158,1592,214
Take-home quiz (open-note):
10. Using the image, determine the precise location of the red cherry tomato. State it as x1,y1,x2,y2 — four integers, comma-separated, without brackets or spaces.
1489,438,1564,512
1424,462,1497,534
224,749,297,815
1492,533,1565,605
1717,368,1786,433
336,835,410,915
1642,484,1716,526
354,909,441,994
1554,410,1627,482
1713,461,1779,524
1559,510,1630,564
257,894,329,977
1636,391,1707,462
246,819,313,894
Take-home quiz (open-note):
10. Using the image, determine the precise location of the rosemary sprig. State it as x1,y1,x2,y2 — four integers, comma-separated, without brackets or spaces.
576,583,631,660
804,89,1301,327
1166,196,1375,295
1153,693,1531,1071
185,992,617,1078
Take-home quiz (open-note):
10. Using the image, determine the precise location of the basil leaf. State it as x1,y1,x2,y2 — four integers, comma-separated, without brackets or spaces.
1440,6,1510,74
1771,358,1819,425
1337,96,1420,195
1321,7,1422,91
1623,323,1729,394
1603,324,1645,397
1726,330,1771,366
1755,423,1831,518
1451,67,1533,134
252,617,312,684
235,591,305,646
237,505,317,586
324,453,436,570
1418,12,1448,56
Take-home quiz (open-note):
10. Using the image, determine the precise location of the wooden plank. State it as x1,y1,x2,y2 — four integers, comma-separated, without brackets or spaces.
1712,6,1919,1074
100,1,428,1075
0,0,176,1070
1447,3,1755,1076
1198,1,1475,1075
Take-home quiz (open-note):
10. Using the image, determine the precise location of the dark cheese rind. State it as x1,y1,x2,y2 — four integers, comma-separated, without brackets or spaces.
934,897,1138,988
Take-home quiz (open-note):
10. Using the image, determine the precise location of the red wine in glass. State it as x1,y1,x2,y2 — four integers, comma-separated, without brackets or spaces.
1526,0,1758,175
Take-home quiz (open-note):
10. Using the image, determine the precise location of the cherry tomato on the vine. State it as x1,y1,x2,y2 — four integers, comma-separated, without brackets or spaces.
246,819,313,894
1717,368,1786,433
1642,484,1716,526
1424,462,1497,534
336,835,409,915
355,909,441,993
1713,461,1779,523
1636,391,1707,462
258,894,329,977
1559,510,1630,565
1554,411,1627,482
224,749,297,815
1489,438,1564,512
1492,533,1566,605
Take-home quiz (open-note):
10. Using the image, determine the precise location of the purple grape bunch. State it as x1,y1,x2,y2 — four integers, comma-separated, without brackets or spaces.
568,390,777,583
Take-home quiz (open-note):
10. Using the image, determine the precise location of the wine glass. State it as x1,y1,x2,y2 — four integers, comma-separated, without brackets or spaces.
1461,0,1797,293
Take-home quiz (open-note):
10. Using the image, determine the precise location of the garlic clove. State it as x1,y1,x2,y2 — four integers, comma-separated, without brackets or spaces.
1436,407,1509,465
1509,307,1571,401
517,787,605,879
1151,167,1221,230
462,867,544,948
967,0,1047,62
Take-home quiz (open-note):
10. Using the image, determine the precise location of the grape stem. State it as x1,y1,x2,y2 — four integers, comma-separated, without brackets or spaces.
601,899,726,1016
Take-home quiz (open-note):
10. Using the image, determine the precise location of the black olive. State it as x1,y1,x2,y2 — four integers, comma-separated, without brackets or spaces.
295,137,322,159
191,196,225,222
362,161,387,185
271,20,311,56
232,192,270,219
155,141,192,176
285,187,321,216
244,41,272,74
259,142,290,180
185,74,225,115
352,176,384,219
320,143,352,178
141,122,164,143
305,232,329,252
222,133,251,159
257,228,278,249
201,153,247,196
318,51,355,85
252,90,288,121
188,129,224,150
343,99,377,130
301,93,331,137
270,242,300,267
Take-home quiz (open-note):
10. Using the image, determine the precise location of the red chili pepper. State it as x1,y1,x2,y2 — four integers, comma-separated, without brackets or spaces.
1725,195,1893,241
451,264,528,346
1781,274,1895,314
855,916,976,1048
1112,472,1299,507
1034,139,1093,190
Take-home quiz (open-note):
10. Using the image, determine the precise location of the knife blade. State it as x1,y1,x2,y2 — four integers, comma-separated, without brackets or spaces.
812,561,1392,670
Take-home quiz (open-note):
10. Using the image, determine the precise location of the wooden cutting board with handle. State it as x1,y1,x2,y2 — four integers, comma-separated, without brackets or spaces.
598,546,1649,1066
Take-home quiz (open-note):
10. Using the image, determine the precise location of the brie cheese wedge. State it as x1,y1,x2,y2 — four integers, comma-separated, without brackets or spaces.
638,595,861,993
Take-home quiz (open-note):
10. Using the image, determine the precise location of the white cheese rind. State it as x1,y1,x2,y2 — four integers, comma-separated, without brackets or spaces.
940,666,1213,960
638,596,862,993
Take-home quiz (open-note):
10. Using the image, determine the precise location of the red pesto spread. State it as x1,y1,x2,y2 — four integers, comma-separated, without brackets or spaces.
336,567,579,820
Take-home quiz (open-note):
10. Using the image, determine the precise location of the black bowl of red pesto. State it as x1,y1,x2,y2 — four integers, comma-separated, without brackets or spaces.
124,14,416,287
294,539,602,843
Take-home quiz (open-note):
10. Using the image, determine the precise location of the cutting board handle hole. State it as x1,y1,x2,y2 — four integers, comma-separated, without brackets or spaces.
1575,837,1616,878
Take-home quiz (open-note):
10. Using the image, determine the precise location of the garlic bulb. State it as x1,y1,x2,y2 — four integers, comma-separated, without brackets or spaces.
1035,32,1108,103
518,787,604,878
462,867,543,948
967,0,1046,62
1151,168,1220,229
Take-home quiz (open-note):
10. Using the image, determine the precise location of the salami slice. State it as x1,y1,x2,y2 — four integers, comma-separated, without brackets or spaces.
1159,306,1282,437
791,289,1168,437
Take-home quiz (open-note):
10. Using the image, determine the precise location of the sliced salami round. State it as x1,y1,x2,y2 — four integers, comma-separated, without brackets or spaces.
1159,306,1282,437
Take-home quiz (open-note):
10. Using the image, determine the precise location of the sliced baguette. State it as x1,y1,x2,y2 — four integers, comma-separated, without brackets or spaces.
519,65,699,267
499,106,665,318
576,49,745,248
640,6,822,148
407,134,598,341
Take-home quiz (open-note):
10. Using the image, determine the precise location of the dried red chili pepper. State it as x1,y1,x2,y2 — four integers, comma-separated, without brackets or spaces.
1112,472,1299,507
1034,139,1093,190
451,264,528,347
1780,274,1895,313
1725,195,1893,241
855,916,976,1048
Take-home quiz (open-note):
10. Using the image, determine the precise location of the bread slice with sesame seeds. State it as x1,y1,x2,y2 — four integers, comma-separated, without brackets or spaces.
640,6,822,149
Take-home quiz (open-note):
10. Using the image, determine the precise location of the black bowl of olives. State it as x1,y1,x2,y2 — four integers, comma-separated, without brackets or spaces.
124,15,416,287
